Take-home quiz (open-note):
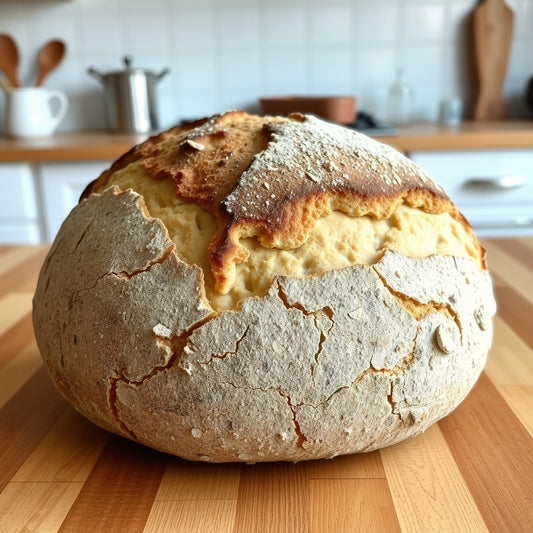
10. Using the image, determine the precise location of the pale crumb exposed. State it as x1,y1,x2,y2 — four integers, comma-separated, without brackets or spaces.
104,162,481,312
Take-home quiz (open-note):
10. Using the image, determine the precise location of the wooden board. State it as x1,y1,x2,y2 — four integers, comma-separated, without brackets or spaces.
1,239,532,533
471,0,514,121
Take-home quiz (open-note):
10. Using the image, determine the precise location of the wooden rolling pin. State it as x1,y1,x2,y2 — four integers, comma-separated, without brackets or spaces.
471,0,514,120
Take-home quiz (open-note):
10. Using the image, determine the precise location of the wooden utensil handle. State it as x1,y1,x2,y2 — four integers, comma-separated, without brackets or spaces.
471,0,514,120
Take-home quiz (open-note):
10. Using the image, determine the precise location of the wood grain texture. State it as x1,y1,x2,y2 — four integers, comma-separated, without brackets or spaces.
308,479,401,533
0,312,34,368
0,341,44,409
0,246,47,299
58,437,168,533
483,240,533,306
233,462,309,533
0,481,83,533
0,294,33,337
0,366,67,492
485,317,533,436
491,277,533,349
0,237,532,533
144,500,237,533
438,373,533,533
381,425,488,533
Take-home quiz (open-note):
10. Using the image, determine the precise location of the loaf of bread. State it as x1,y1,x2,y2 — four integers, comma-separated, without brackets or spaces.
33,111,495,462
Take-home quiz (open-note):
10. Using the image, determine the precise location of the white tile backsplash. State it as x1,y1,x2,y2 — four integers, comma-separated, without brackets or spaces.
263,6,307,48
0,0,531,133
309,47,353,91
400,5,448,42
264,49,309,93
215,8,262,51
352,5,399,44
308,6,353,45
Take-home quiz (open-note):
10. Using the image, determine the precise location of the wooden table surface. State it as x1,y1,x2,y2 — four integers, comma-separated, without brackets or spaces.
0,238,532,533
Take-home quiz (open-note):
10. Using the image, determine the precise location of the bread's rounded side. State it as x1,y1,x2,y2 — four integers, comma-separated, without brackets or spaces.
33,186,495,462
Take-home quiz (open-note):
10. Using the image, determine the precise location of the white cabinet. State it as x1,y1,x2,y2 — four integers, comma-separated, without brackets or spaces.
0,163,42,243
409,149,533,236
39,162,111,241
0,161,110,244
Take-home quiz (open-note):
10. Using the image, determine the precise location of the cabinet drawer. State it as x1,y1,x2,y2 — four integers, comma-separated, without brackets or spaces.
0,223,41,244
409,149,533,236
0,163,38,219
39,161,111,241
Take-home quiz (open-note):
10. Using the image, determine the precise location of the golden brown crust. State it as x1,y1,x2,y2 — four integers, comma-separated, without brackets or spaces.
85,111,484,293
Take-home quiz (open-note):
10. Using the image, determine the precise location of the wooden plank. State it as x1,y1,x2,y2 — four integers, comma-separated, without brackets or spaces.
308,478,401,533
490,238,533,271
487,316,533,387
498,385,533,438
485,317,533,437
12,407,108,483
144,500,237,533
0,245,15,257
155,458,240,502
520,237,533,252
492,276,533,349
380,424,488,533
0,293,33,337
305,449,385,479
0,312,34,369
483,241,533,305
438,373,533,533
0,341,44,409
58,436,168,533
0,481,83,533
0,365,67,492
233,462,308,533
0,246,46,277
0,247,48,299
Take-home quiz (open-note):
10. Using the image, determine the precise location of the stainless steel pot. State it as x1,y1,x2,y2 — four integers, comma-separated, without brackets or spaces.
88,56,169,134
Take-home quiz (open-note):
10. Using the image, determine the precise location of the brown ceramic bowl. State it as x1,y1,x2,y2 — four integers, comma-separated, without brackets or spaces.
260,96,357,124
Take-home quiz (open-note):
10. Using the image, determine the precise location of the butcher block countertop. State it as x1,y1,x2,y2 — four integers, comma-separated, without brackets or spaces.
1,120,533,162
0,238,532,533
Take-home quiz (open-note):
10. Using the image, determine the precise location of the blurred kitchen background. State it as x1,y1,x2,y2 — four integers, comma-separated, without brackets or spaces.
0,0,532,131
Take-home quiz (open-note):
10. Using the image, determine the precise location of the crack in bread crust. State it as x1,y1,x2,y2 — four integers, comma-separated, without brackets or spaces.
83,112,484,296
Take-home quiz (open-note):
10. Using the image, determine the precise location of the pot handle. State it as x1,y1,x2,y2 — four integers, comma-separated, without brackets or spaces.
87,67,104,83
156,68,170,81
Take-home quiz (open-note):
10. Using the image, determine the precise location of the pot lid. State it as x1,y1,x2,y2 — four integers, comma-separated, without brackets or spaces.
88,56,169,81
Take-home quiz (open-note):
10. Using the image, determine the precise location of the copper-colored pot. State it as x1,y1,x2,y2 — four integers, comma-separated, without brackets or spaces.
260,96,357,124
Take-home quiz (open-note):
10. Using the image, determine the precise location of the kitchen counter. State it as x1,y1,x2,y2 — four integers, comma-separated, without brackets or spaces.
0,120,533,162
0,132,150,162
0,238,532,532
385,120,533,151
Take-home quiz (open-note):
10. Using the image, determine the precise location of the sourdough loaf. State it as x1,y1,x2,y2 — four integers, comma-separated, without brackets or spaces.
33,111,495,462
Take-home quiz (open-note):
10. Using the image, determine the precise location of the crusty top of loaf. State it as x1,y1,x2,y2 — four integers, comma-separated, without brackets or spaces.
83,111,478,294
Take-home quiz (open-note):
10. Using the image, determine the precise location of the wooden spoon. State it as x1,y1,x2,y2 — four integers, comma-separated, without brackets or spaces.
0,33,21,87
35,39,66,87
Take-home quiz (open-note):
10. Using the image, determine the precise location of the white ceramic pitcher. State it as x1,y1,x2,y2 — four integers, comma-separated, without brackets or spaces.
5,87,68,138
